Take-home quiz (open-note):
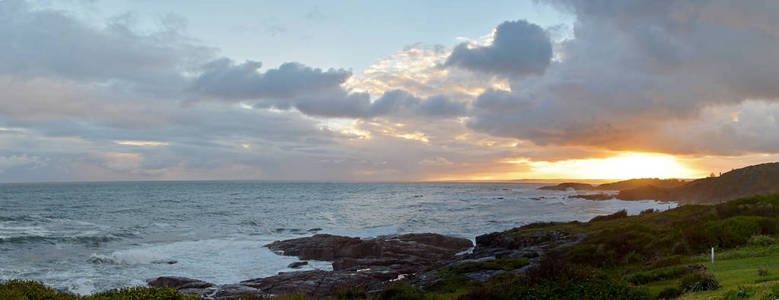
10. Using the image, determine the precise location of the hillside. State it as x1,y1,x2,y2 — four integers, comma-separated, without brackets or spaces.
618,162,779,204
596,178,686,191
541,162,779,205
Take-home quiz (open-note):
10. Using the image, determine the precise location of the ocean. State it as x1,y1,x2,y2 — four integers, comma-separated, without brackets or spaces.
0,181,674,295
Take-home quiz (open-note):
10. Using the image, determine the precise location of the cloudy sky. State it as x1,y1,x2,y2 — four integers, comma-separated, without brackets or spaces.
1,0,778,182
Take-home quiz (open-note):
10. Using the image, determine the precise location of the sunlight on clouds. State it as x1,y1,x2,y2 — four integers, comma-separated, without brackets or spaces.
344,44,507,98
362,121,430,143
113,140,169,147
319,119,371,140
509,152,705,179
394,131,429,143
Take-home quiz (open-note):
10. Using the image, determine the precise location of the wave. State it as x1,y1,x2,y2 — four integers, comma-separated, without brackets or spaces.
87,252,177,265
0,234,119,245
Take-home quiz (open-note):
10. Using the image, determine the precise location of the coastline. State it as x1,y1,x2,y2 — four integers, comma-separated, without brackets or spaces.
6,191,779,299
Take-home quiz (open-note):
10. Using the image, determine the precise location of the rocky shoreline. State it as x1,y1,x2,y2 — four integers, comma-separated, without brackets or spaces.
147,230,581,299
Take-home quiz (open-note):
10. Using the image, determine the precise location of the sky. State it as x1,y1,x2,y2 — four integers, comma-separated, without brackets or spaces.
1,0,778,182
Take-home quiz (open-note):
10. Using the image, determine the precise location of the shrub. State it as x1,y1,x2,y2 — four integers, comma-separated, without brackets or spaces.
84,286,200,300
651,255,687,268
718,286,754,300
656,287,682,299
639,208,657,216
0,280,200,300
763,283,779,300
378,285,430,300
337,287,368,299
459,255,651,300
0,280,77,300
704,216,763,248
758,268,768,277
624,266,689,285
678,271,720,292
450,257,529,274
590,209,628,222
747,234,775,246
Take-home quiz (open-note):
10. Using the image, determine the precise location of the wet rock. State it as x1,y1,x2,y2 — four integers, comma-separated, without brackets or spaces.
242,270,381,297
568,193,615,200
266,233,472,268
538,182,595,191
147,276,213,290
288,261,308,268
151,260,178,265
212,284,265,299
258,233,472,296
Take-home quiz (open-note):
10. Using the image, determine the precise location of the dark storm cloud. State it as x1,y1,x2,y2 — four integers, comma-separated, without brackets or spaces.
445,20,552,76
465,0,779,155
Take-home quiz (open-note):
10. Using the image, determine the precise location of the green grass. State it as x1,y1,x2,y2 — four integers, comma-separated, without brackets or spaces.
633,235,779,299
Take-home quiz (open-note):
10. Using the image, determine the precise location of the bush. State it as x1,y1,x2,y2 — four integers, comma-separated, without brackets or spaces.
378,285,430,300
640,208,657,216
718,286,754,300
656,287,682,299
678,271,720,292
651,255,687,268
450,257,529,274
704,216,763,248
337,287,367,299
0,280,200,300
747,234,775,246
0,280,77,300
85,286,200,299
590,209,628,222
758,268,768,277
624,266,690,285
762,283,779,300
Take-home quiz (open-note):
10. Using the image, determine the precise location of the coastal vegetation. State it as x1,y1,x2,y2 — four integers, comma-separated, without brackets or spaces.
5,191,779,299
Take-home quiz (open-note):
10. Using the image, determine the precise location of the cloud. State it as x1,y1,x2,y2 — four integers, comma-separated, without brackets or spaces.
445,20,553,76
191,59,351,100
191,57,467,119
292,89,467,118
0,0,211,94
466,0,779,155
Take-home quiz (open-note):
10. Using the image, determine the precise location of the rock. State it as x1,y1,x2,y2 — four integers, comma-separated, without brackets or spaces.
147,276,213,290
568,193,615,200
288,261,308,268
258,233,472,296
147,277,269,299
266,233,472,267
151,260,178,265
538,182,595,191
242,270,385,297
212,284,265,299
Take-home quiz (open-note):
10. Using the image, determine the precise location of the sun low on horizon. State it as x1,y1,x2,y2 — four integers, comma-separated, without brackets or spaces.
442,152,708,181
526,152,706,180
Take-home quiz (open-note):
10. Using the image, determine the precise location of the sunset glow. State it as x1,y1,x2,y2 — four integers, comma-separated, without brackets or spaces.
526,153,705,179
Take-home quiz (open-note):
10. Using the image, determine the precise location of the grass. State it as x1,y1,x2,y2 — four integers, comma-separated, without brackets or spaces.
635,235,779,299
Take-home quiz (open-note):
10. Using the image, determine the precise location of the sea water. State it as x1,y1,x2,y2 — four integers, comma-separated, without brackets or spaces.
0,181,674,295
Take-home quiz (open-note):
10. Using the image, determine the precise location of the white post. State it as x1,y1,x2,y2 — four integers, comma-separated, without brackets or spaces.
711,247,714,264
